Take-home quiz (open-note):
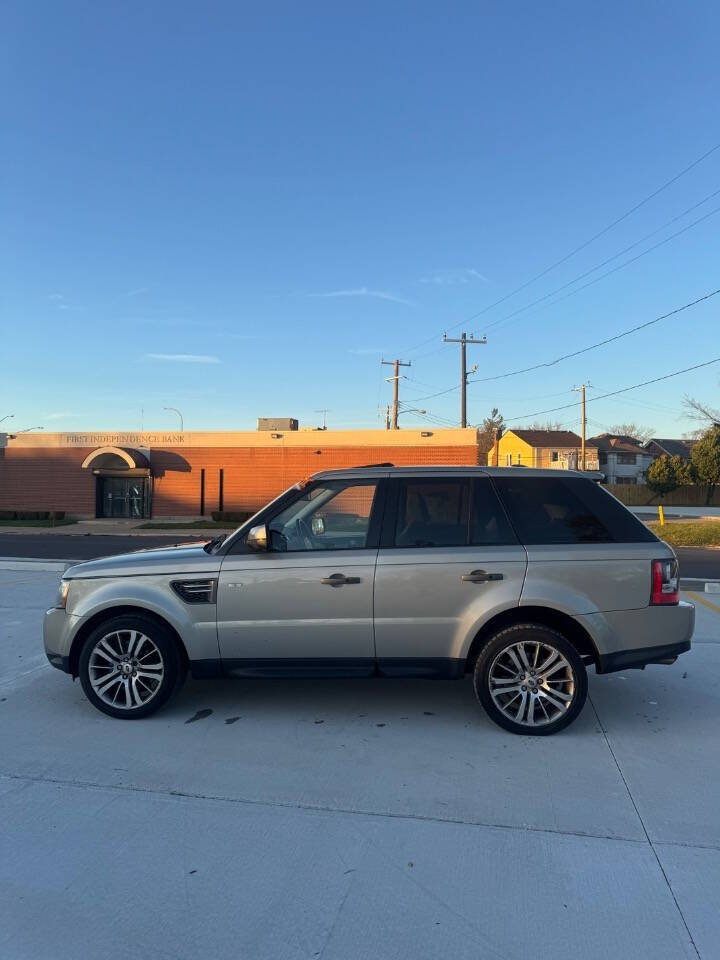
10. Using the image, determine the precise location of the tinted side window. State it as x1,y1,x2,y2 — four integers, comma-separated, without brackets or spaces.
470,479,518,545
493,477,657,544
394,480,470,547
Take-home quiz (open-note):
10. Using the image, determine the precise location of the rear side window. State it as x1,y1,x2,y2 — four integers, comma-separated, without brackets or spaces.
395,480,470,547
493,476,657,544
392,478,517,547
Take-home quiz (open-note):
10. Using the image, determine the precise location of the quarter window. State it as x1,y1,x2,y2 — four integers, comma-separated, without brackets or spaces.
268,480,378,552
493,476,656,544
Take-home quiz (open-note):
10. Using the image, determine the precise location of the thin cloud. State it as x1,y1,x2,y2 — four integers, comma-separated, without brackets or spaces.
308,287,414,306
47,292,74,311
420,268,489,285
44,412,79,420
143,353,221,364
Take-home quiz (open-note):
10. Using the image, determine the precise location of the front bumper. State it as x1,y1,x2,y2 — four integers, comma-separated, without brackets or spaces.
43,607,79,674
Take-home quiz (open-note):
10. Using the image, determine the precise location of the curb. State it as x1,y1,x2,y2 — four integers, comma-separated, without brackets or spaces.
0,558,72,572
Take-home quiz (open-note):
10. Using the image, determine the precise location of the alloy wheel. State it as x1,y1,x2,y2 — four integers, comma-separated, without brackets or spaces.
488,640,575,727
88,629,165,710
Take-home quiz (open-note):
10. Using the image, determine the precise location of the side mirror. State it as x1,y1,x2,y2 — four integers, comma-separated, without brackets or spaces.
246,524,268,551
311,516,326,536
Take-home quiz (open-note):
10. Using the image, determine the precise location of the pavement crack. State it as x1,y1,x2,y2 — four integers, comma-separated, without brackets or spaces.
1,769,649,847
588,695,701,960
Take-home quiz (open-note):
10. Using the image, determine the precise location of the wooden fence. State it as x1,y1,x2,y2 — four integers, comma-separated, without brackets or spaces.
603,484,720,506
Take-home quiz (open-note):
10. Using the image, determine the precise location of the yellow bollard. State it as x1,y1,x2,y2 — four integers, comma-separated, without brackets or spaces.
658,504,665,526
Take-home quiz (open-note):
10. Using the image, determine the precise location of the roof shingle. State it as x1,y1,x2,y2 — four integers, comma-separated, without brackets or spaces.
509,429,586,448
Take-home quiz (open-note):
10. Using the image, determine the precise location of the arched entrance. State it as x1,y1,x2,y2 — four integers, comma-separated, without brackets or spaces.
81,447,152,518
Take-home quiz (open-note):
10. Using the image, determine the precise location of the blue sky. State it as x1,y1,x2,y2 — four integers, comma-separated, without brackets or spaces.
2,0,719,437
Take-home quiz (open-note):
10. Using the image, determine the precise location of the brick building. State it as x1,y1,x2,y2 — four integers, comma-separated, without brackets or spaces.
0,428,480,519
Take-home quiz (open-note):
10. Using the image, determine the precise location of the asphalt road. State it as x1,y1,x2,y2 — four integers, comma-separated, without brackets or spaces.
0,532,207,561
0,533,718,579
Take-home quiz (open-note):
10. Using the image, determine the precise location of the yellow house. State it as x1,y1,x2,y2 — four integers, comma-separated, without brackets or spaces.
488,429,599,471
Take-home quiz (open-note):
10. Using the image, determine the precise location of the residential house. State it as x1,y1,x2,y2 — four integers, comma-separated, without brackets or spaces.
588,434,654,485
644,438,696,461
489,429,599,471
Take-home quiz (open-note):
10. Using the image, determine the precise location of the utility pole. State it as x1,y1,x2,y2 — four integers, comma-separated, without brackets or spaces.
314,409,330,430
572,382,591,470
381,358,411,429
442,333,487,427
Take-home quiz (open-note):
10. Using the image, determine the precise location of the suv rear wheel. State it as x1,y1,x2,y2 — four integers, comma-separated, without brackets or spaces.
79,614,185,719
474,624,588,735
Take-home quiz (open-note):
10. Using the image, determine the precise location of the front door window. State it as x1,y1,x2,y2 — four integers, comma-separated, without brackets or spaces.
267,480,378,552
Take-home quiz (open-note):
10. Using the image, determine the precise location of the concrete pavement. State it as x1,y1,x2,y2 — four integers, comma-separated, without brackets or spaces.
1,571,719,959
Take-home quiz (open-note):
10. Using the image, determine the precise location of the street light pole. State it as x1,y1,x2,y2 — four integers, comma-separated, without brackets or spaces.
163,407,184,431
16,426,44,433
0,414,15,425
396,406,427,426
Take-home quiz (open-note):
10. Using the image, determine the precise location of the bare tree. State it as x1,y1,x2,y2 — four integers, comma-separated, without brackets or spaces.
683,394,720,426
520,420,567,431
608,422,656,444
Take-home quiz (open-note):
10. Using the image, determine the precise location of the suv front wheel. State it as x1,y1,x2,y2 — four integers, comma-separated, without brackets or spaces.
79,614,185,719
474,624,588,735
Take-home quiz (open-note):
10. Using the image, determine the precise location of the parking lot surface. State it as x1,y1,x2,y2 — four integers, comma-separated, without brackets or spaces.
1,570,719,959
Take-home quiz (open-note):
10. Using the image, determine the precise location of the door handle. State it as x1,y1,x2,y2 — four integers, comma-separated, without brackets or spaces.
461,569,504,583
320,573,361,587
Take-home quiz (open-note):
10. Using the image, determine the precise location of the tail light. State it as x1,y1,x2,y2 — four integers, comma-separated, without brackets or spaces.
651,558,679,605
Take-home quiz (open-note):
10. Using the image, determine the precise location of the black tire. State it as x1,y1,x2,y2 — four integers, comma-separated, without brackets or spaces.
473,623,587,736
79,614,186,719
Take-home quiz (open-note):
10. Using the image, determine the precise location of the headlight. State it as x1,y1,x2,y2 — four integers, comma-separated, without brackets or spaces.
56,580,70,609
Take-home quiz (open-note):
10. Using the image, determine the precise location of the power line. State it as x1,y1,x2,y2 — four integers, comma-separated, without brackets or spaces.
399,140,720,356
483,191,720,333
504,357,720,423
484,203,720,334
408,286,718,403
470,286,720,383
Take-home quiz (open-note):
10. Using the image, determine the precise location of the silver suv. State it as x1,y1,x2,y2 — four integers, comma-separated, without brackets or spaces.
44,467,694,735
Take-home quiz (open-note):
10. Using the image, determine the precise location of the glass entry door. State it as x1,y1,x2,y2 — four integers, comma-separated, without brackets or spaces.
99,477,149,518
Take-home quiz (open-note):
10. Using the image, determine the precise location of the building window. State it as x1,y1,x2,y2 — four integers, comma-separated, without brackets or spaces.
599,452,608,465
516,453,521,465
505,454,512,466
552,451,559,462
618,454,636,465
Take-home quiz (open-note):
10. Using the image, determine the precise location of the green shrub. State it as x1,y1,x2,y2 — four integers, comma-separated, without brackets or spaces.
16,511,50,521
0,510,17,520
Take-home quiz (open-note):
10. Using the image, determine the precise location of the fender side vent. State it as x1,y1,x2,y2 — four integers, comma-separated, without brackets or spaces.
171,578,218,604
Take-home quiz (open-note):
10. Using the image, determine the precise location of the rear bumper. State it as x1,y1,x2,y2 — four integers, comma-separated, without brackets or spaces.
598,639,691,674
577,600,695,673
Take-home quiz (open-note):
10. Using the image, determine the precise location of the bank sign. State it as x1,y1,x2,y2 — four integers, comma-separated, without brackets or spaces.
64,433,185,445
